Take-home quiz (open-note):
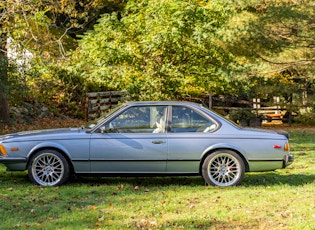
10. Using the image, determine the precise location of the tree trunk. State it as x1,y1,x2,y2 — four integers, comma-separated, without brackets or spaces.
0,23,10,125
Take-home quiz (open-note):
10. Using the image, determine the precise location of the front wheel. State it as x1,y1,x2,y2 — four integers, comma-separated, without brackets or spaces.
202,150,245,187
28,149,70,186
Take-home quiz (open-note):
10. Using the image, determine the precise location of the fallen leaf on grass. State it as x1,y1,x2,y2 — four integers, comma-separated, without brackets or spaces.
277,210,293,218
29,198,36,203
94,222,102,227
136,219,157,229
161,200,166,206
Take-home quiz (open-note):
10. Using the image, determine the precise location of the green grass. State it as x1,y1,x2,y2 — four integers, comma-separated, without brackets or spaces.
1,129,315,229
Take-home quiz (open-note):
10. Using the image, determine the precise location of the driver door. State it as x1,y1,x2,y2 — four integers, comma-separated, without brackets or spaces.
89,105,168,173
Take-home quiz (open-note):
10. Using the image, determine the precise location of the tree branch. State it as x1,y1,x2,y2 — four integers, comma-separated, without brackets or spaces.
257,53,315,65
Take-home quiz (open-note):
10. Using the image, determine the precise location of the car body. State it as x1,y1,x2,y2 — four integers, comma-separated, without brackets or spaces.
0,101,293,187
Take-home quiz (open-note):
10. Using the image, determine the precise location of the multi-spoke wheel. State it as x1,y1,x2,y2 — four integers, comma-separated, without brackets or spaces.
28,150,70,186
202,150,245,186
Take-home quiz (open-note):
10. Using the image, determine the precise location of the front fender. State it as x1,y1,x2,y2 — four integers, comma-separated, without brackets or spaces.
28,142,71,159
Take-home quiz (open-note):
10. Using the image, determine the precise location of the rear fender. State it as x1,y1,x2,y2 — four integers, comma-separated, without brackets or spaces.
201,143,250,170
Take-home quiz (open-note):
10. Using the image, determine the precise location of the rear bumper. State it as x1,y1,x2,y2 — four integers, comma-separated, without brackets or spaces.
283,153,294,168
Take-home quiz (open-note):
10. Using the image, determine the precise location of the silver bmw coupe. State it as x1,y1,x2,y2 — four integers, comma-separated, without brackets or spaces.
0,101,293,187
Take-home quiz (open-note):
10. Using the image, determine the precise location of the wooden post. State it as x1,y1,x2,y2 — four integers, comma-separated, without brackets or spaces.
209,92,212,109
97,93,101,118
253,98,260,116
85,95,89,122
109,91,112,110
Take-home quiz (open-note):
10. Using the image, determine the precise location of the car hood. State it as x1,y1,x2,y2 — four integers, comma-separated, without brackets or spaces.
0,128,87,142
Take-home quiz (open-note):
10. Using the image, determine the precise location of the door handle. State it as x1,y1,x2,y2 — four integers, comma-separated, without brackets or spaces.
152,140,165,144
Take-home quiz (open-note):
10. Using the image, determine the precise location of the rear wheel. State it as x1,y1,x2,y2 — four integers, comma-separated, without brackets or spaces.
28,149,70,186
202,150,245,186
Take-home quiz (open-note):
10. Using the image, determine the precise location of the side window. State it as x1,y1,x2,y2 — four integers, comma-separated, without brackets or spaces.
102,106,167,133
171,106,217,133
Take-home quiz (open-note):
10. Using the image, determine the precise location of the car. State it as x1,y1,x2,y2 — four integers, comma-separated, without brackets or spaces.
0,101,293,187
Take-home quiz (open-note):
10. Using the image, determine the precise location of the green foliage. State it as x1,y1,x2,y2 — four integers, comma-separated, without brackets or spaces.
3,0,315,119
295,112,315,126
217,0,315,113
23,61,88,118
70,0,237,100
1,0,126,121
3,0,126,61
6,63,29,105
229,108,256,123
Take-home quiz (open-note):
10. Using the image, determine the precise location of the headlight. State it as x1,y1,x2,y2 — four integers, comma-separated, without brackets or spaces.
0,145,8,156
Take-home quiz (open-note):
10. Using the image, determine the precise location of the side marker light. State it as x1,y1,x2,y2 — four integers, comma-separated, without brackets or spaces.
10,147,19,151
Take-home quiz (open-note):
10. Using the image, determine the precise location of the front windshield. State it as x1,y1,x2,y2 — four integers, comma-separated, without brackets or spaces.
84,104,124,129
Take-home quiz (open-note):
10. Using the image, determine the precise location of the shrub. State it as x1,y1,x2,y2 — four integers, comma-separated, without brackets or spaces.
295,112,315,126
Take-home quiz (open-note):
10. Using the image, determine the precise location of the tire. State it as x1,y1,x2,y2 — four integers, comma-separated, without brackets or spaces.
28,149,70,186
202,150,245,187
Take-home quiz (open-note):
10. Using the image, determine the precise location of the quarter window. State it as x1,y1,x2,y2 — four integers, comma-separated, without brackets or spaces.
171,106,217,133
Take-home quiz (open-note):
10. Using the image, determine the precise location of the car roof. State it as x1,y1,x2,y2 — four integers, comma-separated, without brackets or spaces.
124,101,203,107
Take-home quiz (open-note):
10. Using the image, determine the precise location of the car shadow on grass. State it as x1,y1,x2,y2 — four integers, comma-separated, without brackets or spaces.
68,175,206,187
68,172,315,187
242,172,315,186
0,170,314,187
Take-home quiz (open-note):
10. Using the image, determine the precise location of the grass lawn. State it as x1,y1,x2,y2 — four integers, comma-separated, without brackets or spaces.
0,124,315,229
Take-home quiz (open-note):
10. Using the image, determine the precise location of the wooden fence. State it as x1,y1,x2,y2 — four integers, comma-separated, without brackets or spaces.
85,91,129,121
190,94,293,123
85,92,292,123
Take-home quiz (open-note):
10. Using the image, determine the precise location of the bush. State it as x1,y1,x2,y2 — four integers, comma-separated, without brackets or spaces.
295,112,315,126
229,109,256,123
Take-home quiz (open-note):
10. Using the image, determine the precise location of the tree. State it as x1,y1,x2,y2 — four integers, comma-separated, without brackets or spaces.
0,3,9,124
69,0,237,100
0,0,125,124
221,0,315,95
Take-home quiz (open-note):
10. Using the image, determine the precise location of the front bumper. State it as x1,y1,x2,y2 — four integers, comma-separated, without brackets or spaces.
0,156,27,163
0,156,27,171
283,153,294,168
